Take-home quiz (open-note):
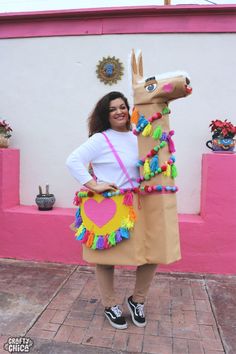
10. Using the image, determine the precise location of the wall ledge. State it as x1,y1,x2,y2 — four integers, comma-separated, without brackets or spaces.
4,205,75,216
0,5,236,39
0,5,235,20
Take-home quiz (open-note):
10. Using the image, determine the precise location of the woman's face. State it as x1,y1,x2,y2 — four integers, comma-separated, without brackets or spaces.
108,98,129,132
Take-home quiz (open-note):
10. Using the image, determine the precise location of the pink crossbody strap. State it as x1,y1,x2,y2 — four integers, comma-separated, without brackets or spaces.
102,132,135,189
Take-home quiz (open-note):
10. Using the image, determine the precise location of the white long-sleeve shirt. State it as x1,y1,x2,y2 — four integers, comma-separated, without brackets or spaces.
66,129,140,189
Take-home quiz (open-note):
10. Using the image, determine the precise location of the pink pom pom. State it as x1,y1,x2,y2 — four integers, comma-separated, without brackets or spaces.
123,191,133,206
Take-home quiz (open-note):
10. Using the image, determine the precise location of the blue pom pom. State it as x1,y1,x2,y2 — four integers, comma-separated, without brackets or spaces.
150,155,159,172
76,227,86,240
75,208,81,218
136,115,148,131
156,185,163,191
120,228,130,239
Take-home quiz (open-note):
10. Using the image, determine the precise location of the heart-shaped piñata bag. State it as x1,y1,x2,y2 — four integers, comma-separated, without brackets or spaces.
73,190,137,250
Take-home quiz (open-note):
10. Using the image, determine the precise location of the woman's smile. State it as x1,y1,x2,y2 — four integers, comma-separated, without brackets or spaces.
108,98,129,132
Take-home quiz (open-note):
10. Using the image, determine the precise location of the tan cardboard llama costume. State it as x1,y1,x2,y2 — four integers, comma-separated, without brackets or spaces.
75,50,192,266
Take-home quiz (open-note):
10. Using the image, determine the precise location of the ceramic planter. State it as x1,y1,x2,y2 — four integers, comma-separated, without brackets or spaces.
0,134,9,148
206,135,235,153
35,194,56,211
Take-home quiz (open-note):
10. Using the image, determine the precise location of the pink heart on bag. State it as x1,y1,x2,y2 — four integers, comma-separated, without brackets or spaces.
83,198,117,228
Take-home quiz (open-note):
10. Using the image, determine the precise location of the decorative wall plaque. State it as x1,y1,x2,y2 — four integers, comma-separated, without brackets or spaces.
96,56,124,85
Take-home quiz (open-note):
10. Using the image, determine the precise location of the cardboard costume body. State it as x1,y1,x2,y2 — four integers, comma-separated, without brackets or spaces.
77,50,192,266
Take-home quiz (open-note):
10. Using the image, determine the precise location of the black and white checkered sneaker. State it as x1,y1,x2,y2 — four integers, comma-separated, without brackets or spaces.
127,296,147,327
104,305,128,330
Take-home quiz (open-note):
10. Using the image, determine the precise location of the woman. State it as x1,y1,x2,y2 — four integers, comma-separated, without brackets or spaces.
66,91,157,330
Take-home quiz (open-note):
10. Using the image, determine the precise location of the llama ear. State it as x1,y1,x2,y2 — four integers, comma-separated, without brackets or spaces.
131,49,143,84
131,49,138,84
137,51,143,78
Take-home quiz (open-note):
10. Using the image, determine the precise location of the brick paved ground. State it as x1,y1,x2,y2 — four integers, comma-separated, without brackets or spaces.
0,259,235,354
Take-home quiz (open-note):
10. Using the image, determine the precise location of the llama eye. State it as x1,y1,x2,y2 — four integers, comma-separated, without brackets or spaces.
145,83,157,92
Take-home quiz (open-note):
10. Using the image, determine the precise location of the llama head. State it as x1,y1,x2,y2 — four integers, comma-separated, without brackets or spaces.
131,49,192,105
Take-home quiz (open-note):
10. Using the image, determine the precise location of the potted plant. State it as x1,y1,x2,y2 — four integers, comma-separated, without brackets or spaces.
206,119,236,153
0,119,13,148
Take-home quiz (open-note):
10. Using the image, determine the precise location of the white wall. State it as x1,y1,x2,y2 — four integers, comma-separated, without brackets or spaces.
0,33,236,213
0,1,232,14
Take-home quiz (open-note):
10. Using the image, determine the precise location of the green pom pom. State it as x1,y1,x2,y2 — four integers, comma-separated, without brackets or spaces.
162,107,170,115
91,235,99,249
150,172,154,177
108,232,116,246
158,167,162,173
171,164,178,178
154,146,159,151
144,174,150,180
152,126,162,140
160,141,167,148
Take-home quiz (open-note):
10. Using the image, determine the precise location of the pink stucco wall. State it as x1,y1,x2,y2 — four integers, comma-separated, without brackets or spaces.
1,149,235,274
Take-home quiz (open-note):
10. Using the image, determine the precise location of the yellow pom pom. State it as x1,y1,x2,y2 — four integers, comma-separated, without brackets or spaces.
142,123,152,136
144,159,151,175
166,164,171,177
75,224,84,236
163,163,171,177
122,218,135,229
163,162,168,176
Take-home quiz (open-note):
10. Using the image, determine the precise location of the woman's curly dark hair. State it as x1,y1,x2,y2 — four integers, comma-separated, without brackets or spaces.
88,91,131,137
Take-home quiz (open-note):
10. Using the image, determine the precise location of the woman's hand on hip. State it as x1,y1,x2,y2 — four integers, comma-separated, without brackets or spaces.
84,179,118,193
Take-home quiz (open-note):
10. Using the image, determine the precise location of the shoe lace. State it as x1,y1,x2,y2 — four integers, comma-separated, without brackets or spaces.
136,303,145,318
111,305,122,317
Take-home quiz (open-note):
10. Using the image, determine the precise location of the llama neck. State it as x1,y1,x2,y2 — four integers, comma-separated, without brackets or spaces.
134,101,175,188
135,101,168,114
134,102,171,131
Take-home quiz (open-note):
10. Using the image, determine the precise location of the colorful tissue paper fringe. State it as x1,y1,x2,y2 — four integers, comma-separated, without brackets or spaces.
73,192,137,250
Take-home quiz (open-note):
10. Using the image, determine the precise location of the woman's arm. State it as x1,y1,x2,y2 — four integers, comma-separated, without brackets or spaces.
66,134,117,192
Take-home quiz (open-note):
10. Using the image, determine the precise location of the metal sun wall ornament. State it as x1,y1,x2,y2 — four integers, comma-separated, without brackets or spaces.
96,56,124,85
